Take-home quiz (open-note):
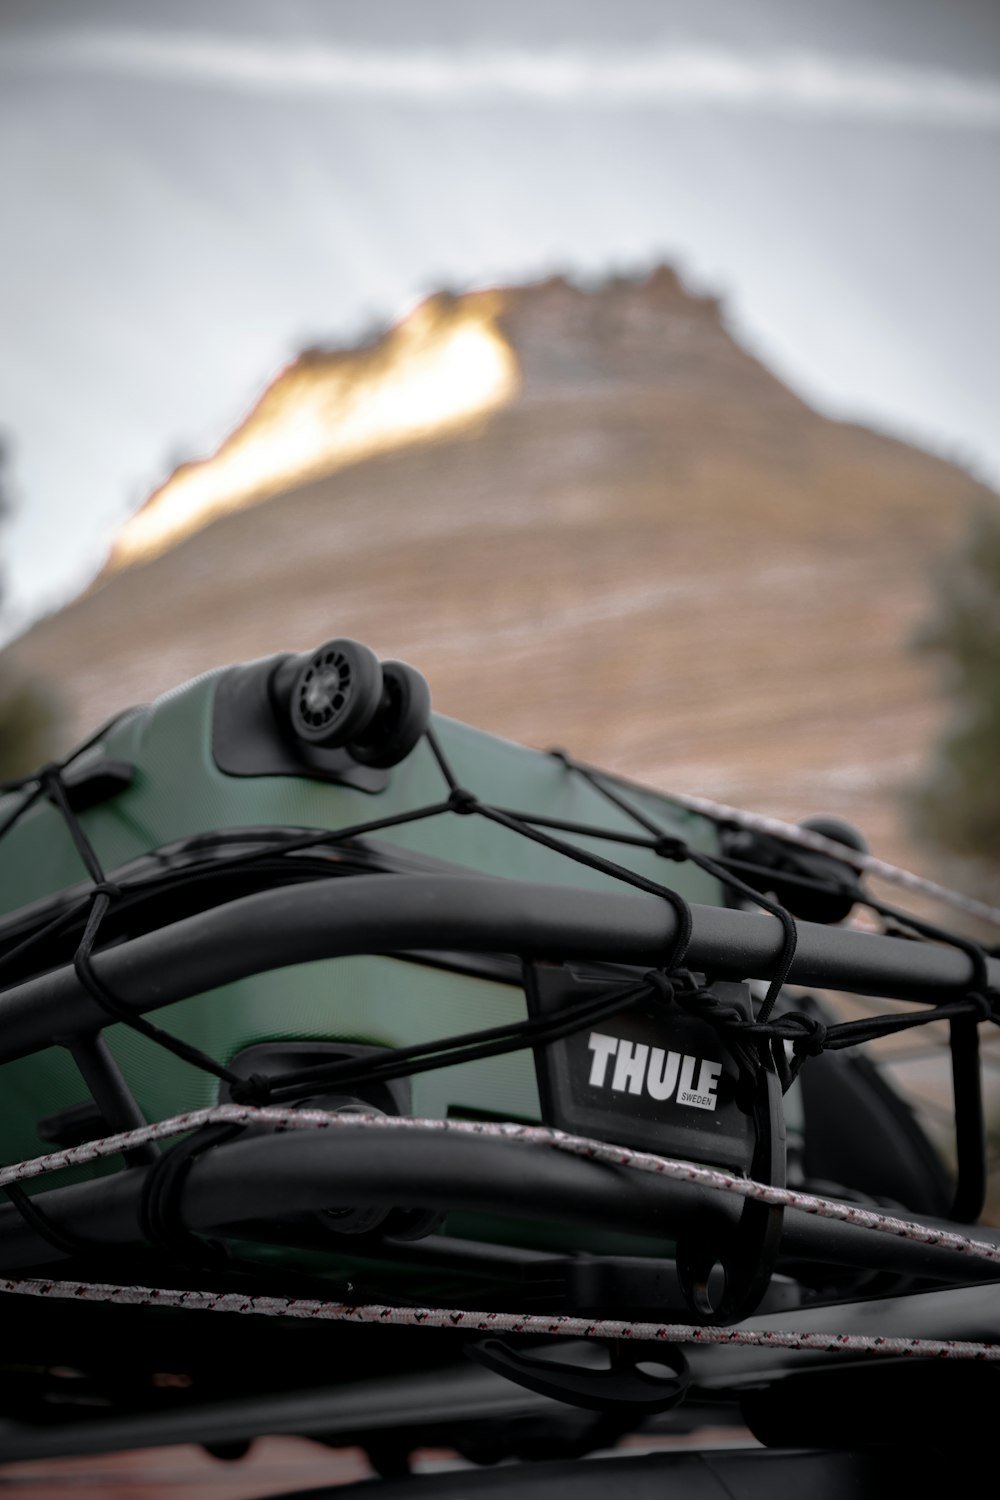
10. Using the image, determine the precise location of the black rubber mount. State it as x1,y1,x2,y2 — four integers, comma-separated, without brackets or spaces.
720,814,869,926
289,639,384,748
793,816,870,925
213,656,389,793
350,661,432,769
799,816,869,852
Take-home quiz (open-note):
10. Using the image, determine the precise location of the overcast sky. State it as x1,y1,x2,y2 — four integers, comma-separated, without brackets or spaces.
1,0,998,636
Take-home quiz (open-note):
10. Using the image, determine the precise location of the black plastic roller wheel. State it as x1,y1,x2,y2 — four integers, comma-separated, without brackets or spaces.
349,661,431,769
289,639,383,748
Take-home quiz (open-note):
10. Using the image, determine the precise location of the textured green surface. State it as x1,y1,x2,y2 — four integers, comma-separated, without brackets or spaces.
0,664,724,1175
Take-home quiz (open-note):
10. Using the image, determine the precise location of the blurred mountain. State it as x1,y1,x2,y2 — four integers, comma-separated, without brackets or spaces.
5,267,996,868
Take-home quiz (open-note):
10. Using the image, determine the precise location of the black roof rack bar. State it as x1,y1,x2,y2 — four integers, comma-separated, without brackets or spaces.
0,875,995,1065
0,1127,997,1286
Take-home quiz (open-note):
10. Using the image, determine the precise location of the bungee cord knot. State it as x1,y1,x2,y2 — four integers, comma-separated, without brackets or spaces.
783,1011,829,1058
447,786,480,815
36,762,67,791
229,1072,275,1107
654,835,689,862
88,880,123,905
641,968,676,1005
965,990,997,1024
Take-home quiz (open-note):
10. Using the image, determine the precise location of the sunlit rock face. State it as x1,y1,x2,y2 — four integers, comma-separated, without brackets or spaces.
108,291,518,571
106,268,792,577
6,267,996,882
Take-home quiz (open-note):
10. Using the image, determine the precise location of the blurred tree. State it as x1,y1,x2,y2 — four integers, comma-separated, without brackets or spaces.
0,436,62,780
912,503,1000,875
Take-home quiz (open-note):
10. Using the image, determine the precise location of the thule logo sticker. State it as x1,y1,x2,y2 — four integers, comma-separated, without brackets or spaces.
586,1032,721,1112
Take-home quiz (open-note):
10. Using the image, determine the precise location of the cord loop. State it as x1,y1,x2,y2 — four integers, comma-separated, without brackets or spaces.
643,970,675,1006
783,1012,829,1058
654,836,689,862
229,1073,274,1106
90,881,122,904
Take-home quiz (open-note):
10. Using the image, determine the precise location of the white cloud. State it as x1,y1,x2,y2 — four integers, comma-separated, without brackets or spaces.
5,31,1000,127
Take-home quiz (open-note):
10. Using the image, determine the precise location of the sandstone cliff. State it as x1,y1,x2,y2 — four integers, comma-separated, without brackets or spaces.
7,268,995,873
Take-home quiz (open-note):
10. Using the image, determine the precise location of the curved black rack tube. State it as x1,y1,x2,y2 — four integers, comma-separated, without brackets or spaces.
0,875,996,1065
0,1128,998,1286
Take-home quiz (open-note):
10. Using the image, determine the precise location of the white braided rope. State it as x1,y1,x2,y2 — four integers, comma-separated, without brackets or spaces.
655,786,1000,929
1,1274,997,1361
4,1106,999,1360
4,1104,1000,1267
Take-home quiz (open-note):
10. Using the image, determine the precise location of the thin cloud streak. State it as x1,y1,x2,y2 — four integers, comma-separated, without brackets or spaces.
5,32,1000,126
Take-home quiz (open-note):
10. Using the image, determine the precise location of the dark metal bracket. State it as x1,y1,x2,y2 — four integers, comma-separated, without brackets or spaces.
467,1336,690,1414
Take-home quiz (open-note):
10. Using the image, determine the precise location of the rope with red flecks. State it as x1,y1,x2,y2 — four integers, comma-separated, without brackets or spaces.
2,1105,999,1361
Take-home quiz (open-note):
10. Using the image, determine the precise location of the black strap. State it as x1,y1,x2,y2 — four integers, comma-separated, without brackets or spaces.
139,1123,245,1269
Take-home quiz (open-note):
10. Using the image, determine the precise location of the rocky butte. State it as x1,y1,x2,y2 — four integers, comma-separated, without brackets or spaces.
6,268,996,874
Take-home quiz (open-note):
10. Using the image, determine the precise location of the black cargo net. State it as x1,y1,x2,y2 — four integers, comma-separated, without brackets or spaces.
0,716,997,1221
